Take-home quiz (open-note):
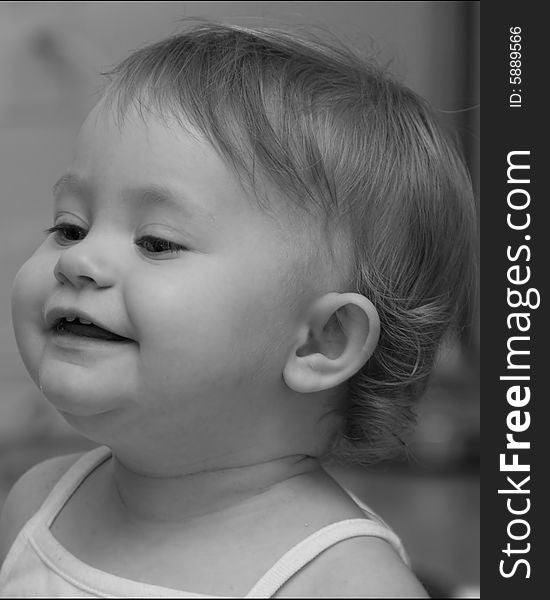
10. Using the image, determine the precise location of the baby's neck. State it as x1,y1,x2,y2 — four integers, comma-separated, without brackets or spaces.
109,452,321,525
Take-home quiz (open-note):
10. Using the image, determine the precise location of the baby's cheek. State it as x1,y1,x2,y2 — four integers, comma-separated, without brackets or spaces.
218,279,300,379
123,257,300,384
11,255,52,381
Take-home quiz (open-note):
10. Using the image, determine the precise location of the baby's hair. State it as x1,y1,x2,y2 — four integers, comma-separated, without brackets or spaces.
101,19,478,466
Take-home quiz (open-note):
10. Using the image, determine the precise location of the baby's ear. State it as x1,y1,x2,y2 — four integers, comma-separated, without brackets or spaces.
283,292,380,393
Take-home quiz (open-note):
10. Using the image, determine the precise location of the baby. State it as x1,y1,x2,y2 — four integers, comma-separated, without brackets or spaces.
0,22,476,598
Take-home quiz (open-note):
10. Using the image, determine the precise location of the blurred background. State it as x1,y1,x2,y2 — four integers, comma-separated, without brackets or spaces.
0,2,479,598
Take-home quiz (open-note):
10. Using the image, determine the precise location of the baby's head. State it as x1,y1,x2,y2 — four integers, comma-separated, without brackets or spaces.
11,22,477,470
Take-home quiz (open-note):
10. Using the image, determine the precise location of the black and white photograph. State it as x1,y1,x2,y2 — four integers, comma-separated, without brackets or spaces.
0,2,490,597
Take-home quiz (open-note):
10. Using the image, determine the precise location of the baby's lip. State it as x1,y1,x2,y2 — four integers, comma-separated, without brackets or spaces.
44,306,133,341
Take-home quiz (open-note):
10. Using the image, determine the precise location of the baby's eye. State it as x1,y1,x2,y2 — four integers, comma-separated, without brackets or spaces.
135,236,187,255
45,223,87,243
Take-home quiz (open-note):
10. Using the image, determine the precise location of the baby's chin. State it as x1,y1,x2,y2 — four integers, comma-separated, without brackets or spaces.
37,359,131,418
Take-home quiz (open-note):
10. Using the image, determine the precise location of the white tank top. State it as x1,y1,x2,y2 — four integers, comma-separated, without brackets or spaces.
0,446,409,598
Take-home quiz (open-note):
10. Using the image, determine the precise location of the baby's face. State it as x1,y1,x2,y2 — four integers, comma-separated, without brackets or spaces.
11,101,325,459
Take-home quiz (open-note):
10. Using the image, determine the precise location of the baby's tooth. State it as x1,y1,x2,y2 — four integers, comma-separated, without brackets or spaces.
79,319,92,325
66,316,76,322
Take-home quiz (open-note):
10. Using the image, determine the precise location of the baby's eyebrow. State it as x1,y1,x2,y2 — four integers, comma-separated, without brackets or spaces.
52,173,215,223
52,172,93,202
120,183,215,223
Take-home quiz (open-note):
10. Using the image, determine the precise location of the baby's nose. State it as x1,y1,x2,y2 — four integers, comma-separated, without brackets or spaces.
53,238,116,289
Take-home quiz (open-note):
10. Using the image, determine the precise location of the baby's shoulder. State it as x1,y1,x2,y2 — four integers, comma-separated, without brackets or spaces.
277,535,428,598
266,469,428,597
0,452,83,565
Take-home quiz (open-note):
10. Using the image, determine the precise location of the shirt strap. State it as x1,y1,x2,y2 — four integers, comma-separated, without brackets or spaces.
37,445,112,528
245,518,408,598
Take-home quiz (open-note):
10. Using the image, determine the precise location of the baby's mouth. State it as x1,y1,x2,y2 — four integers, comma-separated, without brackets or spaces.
54,317,131,342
